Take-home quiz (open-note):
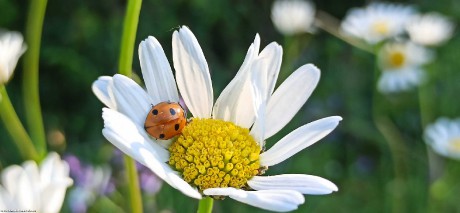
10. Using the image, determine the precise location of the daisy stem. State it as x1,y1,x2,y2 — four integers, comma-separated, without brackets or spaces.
22,0,48,159
118,0,143,212
371,61,407,213
418,68,442,210
315,10,374,54
418,79,438,181
418,78,434,129
124,155,143,213
0,86,39,161
118,0,142,77
197,197,214,213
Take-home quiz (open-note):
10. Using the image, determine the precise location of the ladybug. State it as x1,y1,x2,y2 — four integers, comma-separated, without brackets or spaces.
144,101,187,140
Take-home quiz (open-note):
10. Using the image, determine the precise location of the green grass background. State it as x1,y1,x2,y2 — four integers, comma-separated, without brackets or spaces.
1,0,460,212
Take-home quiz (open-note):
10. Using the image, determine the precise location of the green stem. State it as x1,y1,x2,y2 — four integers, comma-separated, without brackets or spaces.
22,0,48,158
418,76,440,182
418,68,441,211
118,0,143,212
197,197,214,213
124,156,143,213
371,61,407,213
373,115,407,213
118,0,142,76
418,83,434,128
0,86,39,161
315,10,374,54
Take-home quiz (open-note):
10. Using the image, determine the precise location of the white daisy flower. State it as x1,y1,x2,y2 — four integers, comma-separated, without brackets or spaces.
92,26,341,212
340,3,415,44
377,41,433,93
271,0,316,35
406,12,455,46
0,30,27,84
0,152,73,213
424,118,460,160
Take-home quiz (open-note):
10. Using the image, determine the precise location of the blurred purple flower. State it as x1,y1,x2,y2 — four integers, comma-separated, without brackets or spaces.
64,154,114,213
137,163,163,194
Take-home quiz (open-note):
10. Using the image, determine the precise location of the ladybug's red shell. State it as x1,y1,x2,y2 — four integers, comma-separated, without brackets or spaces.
144,102,187,140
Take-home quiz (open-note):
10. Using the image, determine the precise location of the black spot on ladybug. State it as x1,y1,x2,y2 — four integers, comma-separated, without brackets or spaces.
169,108,176,115
175,124,180,131
159,134,165,139
152,109,158,115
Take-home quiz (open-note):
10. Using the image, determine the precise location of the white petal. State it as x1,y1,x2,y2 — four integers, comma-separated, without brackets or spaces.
139,36,180,104
406,13,454,46
271,0,316,35
102,108,201,199
35,154,72,213
212,34,260,128
203,188,304,212
0,31,27,84
173,26,213,118
249,42,282,146
249,56,269,147
248,174,338,195
257,42,283,101
132,142,203,199
92,76,116,109
102,108,168,163
39,152,73,187
1,165,23,198
254,64,320,140
424,117,460,159
39,153,59,184
22,161,41,191
0,185,11,209
111,74,153,126
377,69,424,93
16,166,36,210
260,116,342,166
40,183,69,213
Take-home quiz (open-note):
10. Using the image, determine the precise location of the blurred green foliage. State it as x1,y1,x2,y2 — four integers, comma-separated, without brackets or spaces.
1,0,460,212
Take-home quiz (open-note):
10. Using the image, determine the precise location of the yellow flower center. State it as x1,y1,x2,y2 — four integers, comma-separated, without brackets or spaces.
168,118,261,191
372,21,390,35
449,138,460,152
388,51,406,69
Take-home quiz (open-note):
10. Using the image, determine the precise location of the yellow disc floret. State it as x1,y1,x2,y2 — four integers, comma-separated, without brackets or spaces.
389,51,406,68
168,118,261,191
372,20,390,35
449,138,460,152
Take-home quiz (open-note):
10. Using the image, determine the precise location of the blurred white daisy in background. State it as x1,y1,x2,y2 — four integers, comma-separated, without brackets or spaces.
424,118,460,160
406,13,455,46
93,26,341,212
271,0,316,35
340,3,415,44
0,30,27,85
0,152,73,213
377,41,432,93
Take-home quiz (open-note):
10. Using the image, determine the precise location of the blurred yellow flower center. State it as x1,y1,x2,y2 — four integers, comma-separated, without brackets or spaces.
168,118,261,191
449,138,460,152
372,21,390,35
389,51,406,68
